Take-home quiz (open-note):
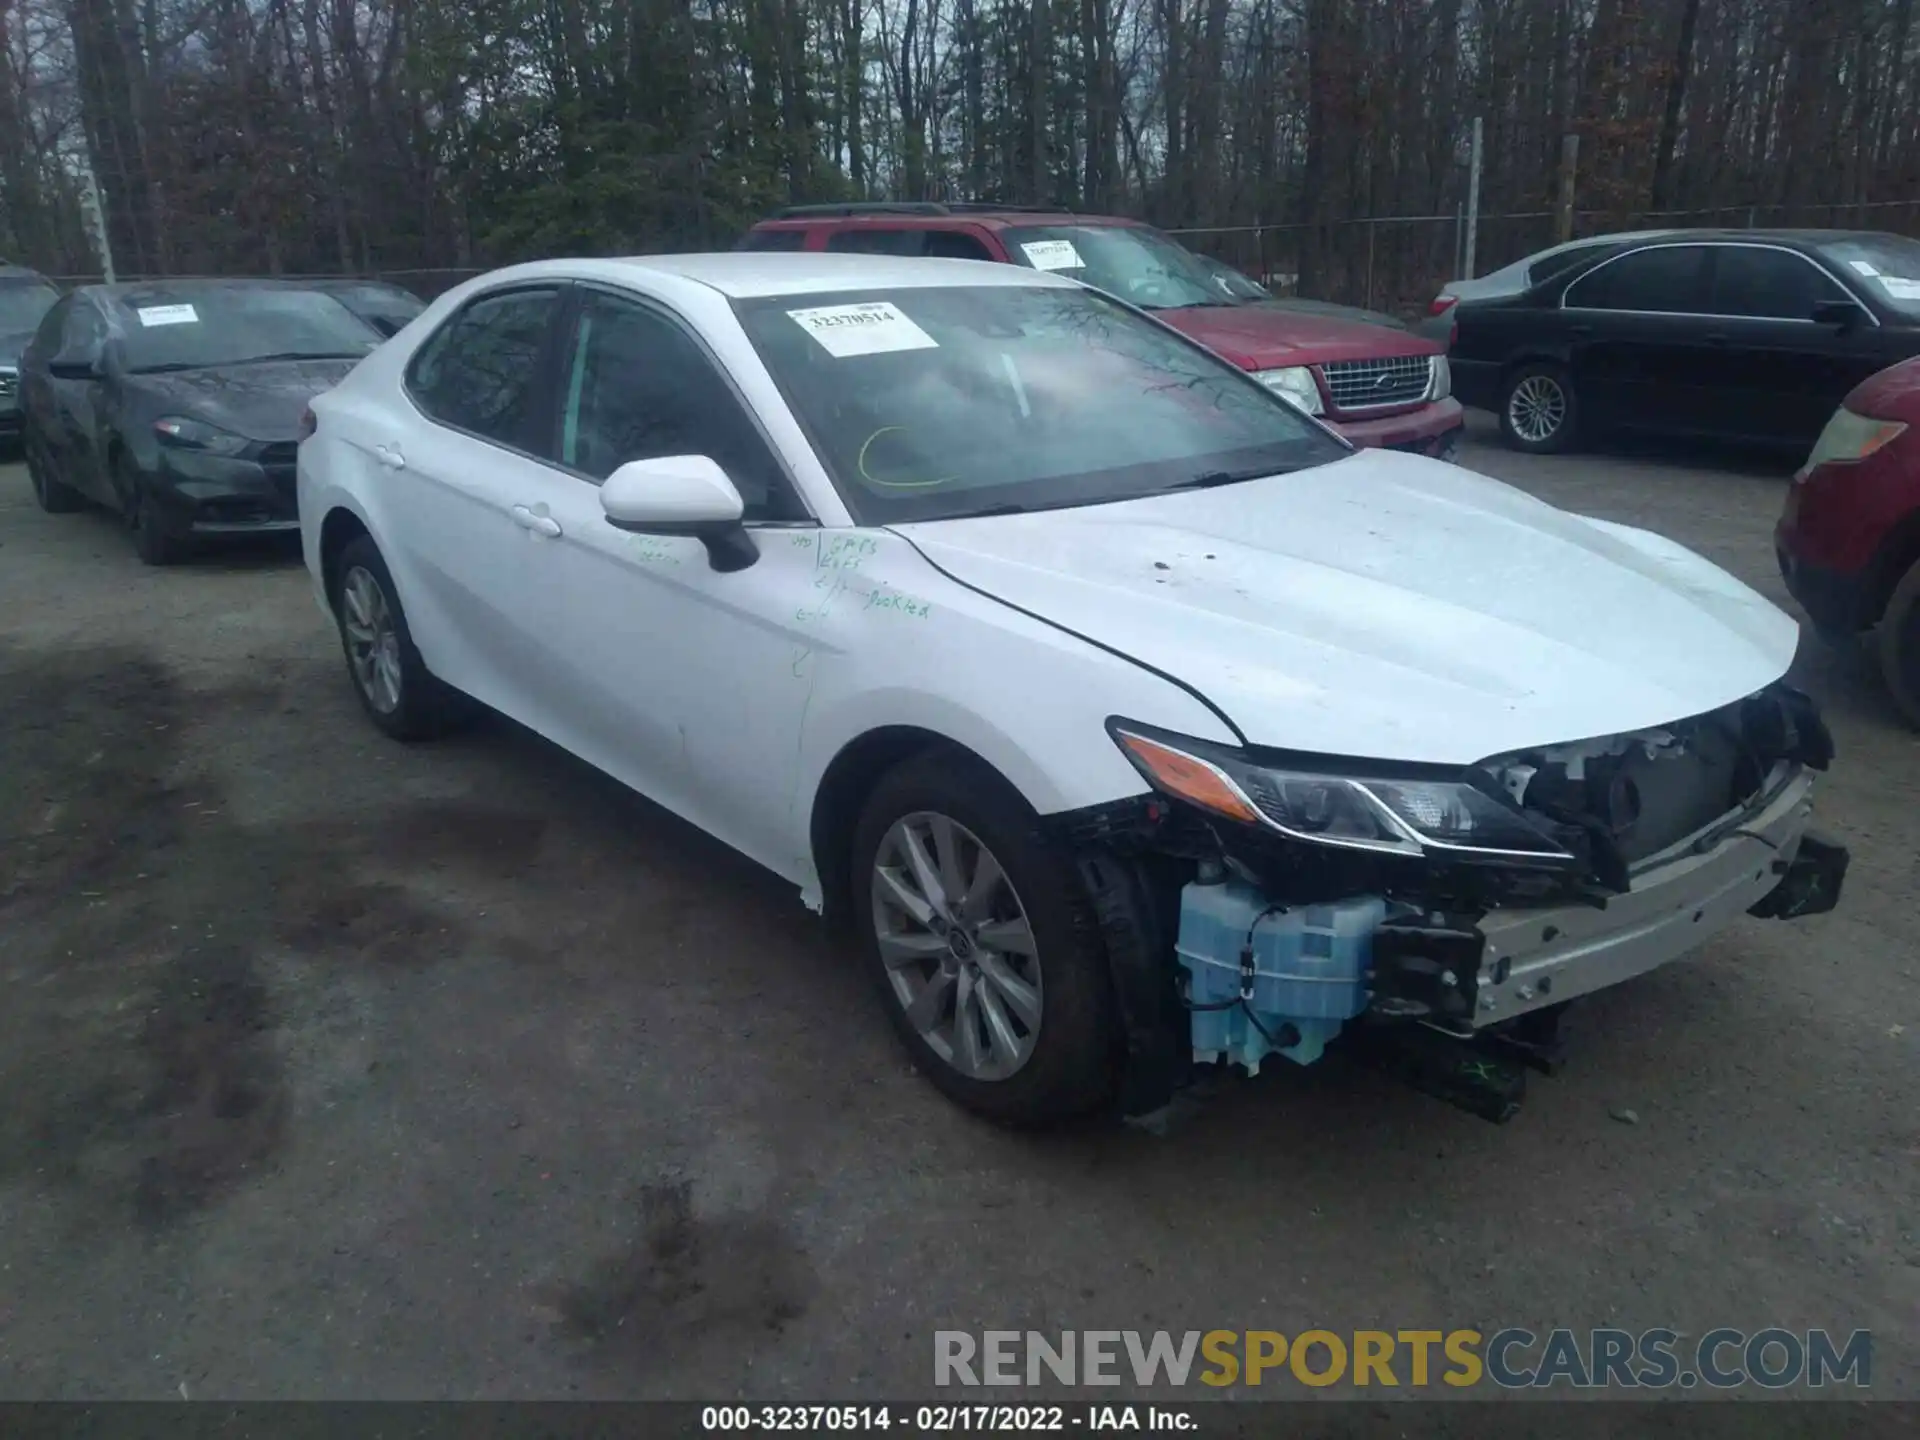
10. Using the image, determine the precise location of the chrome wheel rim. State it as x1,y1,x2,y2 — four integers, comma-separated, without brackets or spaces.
1508,374,1567,443
870,811,1043,1081
340,565,403,714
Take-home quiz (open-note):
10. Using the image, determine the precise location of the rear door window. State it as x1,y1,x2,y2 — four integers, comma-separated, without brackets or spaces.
406,286,564,449
738,229,808,252
826,228,928,257
1564,246,1711,314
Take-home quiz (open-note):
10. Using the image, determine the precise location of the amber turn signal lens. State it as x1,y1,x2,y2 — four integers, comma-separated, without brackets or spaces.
1116,732,1263,826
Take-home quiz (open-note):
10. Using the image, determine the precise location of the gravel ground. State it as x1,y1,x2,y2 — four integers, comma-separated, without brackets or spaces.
0,413,1914,1406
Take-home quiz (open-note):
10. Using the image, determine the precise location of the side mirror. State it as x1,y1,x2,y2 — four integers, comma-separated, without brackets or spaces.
600,454,758,573
48,357,100,380
1811,299,1866,330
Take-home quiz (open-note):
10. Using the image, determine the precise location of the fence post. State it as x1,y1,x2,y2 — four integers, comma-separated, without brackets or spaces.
1365,220,1375,310
1555,135,1579,243
1454,205,1464,280
79,164,116,284
1464,117,1483,279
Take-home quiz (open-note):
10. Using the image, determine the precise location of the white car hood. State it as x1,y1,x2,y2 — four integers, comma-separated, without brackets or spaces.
893,449,1800,765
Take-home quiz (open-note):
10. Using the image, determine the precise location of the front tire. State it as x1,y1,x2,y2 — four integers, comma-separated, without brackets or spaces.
121,456,187,565
25,430,84,514
1877,559,1920,730
1500,362,1579,454
330,535,473,741
850,750,1117,1127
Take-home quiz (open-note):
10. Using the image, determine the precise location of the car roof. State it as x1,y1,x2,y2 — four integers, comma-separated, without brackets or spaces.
0,265,54,285
509,251,1082,300
753,205,1140,232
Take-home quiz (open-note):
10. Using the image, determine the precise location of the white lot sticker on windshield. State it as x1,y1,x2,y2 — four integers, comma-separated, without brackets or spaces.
136,304,199,327
1879,277,1920,300
1848,260,1881,277
788,301,938,358
1020,239,1085,271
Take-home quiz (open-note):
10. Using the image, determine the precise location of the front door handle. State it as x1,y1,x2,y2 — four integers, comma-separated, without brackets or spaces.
512,504,562,537
374,443,406,471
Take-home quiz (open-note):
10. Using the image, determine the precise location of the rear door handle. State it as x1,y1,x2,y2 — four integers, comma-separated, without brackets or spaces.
1704,332,1730,346
374,443,406,471
512,504,562,537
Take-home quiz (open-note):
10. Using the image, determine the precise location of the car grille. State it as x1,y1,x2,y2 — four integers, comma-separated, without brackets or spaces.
1319,355,1434,412
0,370,17,399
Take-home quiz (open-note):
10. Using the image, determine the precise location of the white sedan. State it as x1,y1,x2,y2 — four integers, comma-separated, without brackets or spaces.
298,253,1848,1127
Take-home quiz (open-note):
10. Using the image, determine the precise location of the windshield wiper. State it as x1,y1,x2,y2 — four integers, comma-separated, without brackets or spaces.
1163,465,1289,491
228,351,371,364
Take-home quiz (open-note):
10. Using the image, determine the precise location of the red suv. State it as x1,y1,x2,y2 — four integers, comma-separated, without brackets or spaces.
1777,355,1920,725
741,204,1466,458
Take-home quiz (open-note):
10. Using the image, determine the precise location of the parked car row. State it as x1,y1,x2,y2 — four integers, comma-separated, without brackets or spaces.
16,274,424,563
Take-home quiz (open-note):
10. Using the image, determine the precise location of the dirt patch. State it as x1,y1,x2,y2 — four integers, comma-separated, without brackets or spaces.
0,642,561,1233
544,1180,813,1360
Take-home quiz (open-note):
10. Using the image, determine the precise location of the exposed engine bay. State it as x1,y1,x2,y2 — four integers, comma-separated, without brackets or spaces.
1060,682,1850,1126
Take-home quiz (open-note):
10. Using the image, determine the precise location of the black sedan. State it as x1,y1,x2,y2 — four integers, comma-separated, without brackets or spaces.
19,279,381,563
303,278,427,337
1448,230,1920,454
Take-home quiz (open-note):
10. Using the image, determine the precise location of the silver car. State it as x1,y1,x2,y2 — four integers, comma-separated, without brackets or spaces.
1418,230,1687,342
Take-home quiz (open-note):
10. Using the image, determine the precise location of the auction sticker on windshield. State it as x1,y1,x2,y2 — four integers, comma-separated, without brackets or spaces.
137,304,199,327
1880,277,1920,300
1021,239,1085,271
788,302,938,358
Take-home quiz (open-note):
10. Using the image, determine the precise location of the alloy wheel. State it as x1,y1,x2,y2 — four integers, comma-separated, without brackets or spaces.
870,811,1043,1081
340,565,404,714
1508,374,1568,444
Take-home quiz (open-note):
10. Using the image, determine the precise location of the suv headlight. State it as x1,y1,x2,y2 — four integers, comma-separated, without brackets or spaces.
1110,722,1575,863
154,416,250,455
1252,365,1324,416
1798,407,1905,478
1428,355,1451,401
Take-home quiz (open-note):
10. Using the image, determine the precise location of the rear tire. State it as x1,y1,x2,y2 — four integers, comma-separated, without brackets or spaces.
329,534,474,741
1877,559,1920,730
1500,362,1579,454
26,430,83,514
850,749,1117,1127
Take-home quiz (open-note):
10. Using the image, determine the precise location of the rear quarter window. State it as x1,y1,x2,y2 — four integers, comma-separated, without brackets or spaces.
738,229,808,253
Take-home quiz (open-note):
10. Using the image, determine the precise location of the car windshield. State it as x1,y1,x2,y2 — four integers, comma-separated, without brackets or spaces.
735,283,1349,524
1191,256,1272,302
1816,235,1920,319
999,225,1239,310
115,287,381,371
0,281,59,335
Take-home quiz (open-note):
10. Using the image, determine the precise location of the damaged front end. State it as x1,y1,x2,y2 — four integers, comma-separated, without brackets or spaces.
1062,683,1850,1126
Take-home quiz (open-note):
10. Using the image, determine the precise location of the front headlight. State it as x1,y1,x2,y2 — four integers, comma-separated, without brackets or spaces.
1252,366,1324,416
1428,355,1451,401
154,415,251,456
1110,723,1575,863
1799,407,1905,477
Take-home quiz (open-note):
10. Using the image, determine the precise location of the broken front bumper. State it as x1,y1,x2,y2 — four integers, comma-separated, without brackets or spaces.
1388,767,1844,1032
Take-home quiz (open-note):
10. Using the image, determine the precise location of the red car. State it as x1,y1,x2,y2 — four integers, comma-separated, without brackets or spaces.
741,203,1466,459
1777,355,1920,723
